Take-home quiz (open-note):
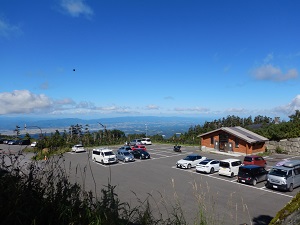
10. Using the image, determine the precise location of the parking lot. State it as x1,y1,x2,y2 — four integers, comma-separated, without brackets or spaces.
1,143,299,224
63,144,300,224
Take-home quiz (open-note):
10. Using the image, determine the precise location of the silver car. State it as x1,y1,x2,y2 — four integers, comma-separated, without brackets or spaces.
116,150,135,162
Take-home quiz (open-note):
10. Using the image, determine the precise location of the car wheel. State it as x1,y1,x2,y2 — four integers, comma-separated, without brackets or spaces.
187,164,191,169
140,156,142,160
210,167,214,174
289,184,294,192
230,172,234,178
101,160,104,164
93,158,96,162
123,158,126,163
252,179,257,186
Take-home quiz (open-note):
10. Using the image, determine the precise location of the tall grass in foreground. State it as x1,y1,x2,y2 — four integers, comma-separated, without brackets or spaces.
0,153,252,225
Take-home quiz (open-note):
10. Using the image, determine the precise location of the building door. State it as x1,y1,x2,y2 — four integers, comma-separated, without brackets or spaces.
214,141,219,150
224,142,233,152
219,133,229,152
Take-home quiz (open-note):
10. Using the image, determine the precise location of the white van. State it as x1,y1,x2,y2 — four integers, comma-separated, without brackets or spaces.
92,148,117,164
267,160,300,192
141,138,152,145
219,158,242,177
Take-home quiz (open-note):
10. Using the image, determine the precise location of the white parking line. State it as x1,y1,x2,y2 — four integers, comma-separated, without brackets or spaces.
172,166,294,198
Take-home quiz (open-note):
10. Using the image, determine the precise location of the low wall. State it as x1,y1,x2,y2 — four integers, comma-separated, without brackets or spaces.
266,138,300,155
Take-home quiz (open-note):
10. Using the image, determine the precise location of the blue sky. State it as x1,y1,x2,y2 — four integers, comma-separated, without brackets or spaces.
1,0,300,121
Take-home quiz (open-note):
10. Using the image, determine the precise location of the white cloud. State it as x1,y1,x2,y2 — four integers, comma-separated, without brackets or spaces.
0,18,21,38
145,105,159,110
60,0,94,18
224,108,248,114
0,90,52,114
252,64,298,82
55,98,75,106
273,95,300,116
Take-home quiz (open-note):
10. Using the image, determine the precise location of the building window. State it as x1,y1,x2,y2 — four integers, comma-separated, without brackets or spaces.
210,137,214,145
235,138,239,148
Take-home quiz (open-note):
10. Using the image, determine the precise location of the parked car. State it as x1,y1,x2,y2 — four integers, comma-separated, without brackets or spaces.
267,160,300,192
71,144,86,153
131,144,147,151
119,145,133,152
243,155,267,167
92,148,117,164
3,140,10,144
130,139,142,146
196,159,220,174
219,158,242,177
141,138,152,145
237,165,268,186
31,141,37,147
131,149,150,159
18,140,30,145
116,149,135,162
8,140,17,145
176,154,207,169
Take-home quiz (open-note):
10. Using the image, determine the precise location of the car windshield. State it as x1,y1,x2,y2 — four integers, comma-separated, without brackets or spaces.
104,152,114,156
199,161,209,165
123,152,131,156
244,157,253,162
239,167,253,175
220,161,230,168
269,168,288,177
183,156,196,161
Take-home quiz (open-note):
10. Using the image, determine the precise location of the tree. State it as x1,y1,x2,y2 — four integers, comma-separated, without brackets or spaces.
14,125,21,139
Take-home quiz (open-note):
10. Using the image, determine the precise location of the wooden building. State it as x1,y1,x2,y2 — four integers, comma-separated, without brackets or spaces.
198,126,269,155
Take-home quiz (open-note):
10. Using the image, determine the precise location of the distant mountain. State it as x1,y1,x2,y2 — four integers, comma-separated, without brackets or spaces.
0,116,210,138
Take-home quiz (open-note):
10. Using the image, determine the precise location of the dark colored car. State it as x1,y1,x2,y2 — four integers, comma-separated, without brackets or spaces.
243,155,267,167
237,165,268,186
131,149,150,159
15,140,31,145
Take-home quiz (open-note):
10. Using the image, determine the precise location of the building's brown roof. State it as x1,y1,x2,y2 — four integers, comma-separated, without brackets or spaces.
197,126,269,144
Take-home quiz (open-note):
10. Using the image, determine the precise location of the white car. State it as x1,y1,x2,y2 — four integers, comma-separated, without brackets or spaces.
176,154,206,169
31,141,37,147
71,144,86,153
219,158,242,177
196,159,220,174
141,138,152,145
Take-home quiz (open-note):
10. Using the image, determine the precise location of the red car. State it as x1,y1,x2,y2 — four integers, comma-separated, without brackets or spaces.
131,144,147,151
243,155,267,167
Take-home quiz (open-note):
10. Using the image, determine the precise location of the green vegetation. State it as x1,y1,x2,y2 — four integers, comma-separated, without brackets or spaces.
275,146,288,154
269,191,300,225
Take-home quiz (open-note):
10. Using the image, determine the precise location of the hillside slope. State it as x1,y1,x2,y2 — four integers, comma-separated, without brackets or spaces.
270,192,300,225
